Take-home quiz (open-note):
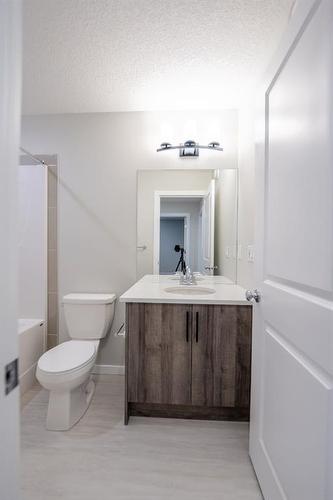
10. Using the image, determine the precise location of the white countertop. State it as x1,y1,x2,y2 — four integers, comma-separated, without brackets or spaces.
120,275,251,305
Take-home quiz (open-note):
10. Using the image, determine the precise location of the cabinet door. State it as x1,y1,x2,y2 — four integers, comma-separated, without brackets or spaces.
127,303,192,405
191,305,252,408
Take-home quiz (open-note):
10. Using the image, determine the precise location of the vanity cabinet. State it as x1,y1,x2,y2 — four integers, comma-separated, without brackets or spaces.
126,303,192,406
125,303,252,424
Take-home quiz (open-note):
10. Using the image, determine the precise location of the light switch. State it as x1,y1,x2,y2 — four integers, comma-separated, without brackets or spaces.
247,245,255,263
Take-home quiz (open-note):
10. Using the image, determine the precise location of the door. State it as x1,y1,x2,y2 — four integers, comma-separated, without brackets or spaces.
191,305,252,412
127,303,192,405
250,1,333,499
200,180,215,274
0,1,21,498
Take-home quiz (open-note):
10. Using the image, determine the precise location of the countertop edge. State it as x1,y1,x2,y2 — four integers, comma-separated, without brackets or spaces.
119,276,251,306
119,297,251,306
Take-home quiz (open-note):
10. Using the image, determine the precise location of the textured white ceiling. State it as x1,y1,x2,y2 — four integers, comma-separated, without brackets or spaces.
22,0,294,114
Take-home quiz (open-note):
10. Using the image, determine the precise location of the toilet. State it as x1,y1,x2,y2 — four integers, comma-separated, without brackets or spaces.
36,293,116,431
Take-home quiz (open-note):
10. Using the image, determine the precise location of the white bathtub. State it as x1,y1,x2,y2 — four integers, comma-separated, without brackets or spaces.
18,319,45,396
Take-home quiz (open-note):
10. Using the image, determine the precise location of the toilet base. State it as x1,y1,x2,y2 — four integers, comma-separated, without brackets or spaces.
46,377,95,431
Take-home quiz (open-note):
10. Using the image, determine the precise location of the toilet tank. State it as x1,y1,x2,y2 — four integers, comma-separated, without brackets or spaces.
62,293,116,340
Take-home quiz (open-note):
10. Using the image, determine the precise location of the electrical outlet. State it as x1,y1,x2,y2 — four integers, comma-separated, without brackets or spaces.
247,245,255,263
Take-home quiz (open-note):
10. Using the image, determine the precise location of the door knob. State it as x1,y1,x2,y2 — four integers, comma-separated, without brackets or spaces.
245,289,261,303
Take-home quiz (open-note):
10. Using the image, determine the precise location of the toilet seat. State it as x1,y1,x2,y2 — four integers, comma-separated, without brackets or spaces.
38,340,97,375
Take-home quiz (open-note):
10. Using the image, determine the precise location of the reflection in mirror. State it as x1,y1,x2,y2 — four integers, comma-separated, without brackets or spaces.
137,169,238,283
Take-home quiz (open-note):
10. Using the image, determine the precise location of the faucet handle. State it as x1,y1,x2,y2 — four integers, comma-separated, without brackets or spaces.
185,265,192,277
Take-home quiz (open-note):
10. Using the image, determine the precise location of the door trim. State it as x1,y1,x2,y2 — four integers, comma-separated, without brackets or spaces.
0,1,21,497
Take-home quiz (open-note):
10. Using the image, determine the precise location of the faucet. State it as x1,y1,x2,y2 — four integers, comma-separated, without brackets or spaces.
180,266,197,285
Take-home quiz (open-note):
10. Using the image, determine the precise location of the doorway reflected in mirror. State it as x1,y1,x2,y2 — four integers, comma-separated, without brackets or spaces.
137,169,238,283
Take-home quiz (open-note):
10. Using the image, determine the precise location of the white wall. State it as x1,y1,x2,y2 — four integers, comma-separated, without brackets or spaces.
236,107,255,289
18,164,47,319
21,109,238,366
214,169,238,281
160,198,202,271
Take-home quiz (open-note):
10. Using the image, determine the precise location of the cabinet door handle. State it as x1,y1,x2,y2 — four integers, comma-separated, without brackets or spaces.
195,311,199,343
186,311,189,342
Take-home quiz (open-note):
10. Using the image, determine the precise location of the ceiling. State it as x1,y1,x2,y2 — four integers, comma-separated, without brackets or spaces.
22,0,294,114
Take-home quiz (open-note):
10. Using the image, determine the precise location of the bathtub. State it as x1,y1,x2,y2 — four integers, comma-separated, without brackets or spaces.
18,319,45,396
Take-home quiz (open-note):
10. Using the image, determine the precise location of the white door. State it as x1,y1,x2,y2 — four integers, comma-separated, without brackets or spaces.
0,1,21,499
201,180,215,274
250,1,333,499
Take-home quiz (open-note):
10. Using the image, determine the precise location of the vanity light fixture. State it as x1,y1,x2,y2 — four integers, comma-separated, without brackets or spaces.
156,140,223,157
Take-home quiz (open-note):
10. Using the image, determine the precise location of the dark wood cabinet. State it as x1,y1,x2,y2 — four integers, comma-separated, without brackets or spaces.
125,302,252,424
127,303,192,405
191,305,252,409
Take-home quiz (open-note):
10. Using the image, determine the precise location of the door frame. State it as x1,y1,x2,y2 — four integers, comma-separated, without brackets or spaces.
153,190,206,274
200,179,215,274
0,1,21,498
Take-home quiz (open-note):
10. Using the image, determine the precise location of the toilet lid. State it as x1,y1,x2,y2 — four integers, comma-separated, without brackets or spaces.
38,340,96,374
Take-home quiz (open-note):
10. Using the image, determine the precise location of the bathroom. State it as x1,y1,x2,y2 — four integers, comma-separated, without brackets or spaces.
1,1,332,499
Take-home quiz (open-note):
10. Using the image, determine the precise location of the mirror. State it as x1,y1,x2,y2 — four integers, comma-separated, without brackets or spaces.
137,169,238,283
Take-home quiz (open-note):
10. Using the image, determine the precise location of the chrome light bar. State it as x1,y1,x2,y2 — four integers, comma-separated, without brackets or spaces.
157,140,223,157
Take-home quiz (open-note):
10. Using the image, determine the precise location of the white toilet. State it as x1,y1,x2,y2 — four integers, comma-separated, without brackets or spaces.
36,292,116,431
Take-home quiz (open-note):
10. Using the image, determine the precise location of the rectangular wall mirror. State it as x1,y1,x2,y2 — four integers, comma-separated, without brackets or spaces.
136,169,238,283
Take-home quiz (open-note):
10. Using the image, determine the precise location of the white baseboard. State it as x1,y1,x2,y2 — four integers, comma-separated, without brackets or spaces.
92,364,125,375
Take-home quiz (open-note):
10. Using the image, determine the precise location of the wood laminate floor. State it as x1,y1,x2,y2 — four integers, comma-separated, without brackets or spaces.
21,375,262,500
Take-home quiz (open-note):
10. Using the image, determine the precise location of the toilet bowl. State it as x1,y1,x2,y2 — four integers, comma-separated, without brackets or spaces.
36,293,116,431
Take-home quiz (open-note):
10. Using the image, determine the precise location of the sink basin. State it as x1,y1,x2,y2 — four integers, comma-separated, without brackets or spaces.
164,286,216,295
